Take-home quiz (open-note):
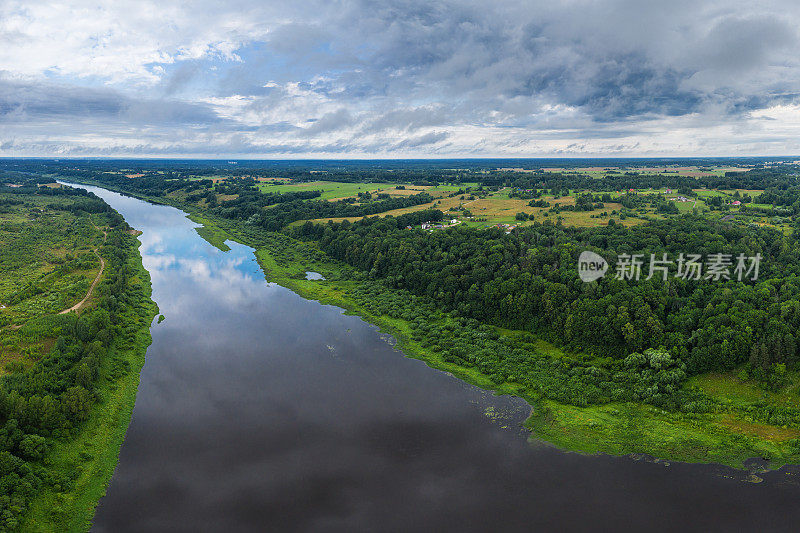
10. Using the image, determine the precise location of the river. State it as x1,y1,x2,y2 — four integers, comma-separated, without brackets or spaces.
64,184,800,532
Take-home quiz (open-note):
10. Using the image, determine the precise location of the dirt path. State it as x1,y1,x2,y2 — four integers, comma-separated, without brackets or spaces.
59,226,108,315
0,224,108,333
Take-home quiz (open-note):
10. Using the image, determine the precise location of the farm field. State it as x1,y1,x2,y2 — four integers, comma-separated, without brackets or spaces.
299,184,652,228
106,166,786,231
256,180,469,200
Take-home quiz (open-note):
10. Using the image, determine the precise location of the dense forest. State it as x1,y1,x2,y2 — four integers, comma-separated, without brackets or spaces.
294,214,794,379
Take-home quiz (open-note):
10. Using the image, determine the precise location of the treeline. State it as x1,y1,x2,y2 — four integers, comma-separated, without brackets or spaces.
218,192,435,230
4,158,796,191
188,188,322,209
345,281,697,411
503,166,798,193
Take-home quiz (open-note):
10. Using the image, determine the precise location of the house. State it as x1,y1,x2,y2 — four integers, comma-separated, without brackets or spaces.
732,200,741,206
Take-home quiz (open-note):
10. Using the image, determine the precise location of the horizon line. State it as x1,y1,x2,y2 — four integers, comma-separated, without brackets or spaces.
0,155,798,161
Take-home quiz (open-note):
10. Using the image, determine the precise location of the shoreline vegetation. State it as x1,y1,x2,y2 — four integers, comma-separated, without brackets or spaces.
53,174,800,472
188,210,800,471
0,180,158,532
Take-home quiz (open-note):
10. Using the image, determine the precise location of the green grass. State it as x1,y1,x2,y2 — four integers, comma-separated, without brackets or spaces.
693,188,730,198
675,199,703,213
195,224,231,251
689,373,767,403
256,180,471,200
256,180,396,199
526,401,797,468
690,371,800,410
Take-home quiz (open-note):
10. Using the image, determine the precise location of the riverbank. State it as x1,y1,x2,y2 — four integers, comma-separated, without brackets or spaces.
180,210,800,470
20,237,158,532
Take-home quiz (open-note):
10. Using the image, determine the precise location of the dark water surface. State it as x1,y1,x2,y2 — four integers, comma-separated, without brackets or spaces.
66,184,800,532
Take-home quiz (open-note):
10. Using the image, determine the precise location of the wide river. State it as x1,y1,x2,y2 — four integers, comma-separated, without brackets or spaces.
67,184,800,532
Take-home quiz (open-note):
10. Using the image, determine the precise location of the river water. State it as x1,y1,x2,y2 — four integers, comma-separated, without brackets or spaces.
65,184,800,532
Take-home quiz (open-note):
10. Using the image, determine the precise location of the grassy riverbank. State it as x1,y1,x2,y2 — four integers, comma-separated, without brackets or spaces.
185,211,800,470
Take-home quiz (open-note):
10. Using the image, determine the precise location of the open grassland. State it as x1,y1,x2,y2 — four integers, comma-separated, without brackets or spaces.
257,180,395,199
256,180,467,201
689,371,800,411
304,186,642,228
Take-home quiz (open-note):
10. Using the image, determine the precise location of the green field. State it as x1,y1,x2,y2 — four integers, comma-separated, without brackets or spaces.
256,180,393,199
255,179,471,200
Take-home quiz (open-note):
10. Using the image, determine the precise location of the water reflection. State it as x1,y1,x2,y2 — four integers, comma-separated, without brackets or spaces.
60,184,800,533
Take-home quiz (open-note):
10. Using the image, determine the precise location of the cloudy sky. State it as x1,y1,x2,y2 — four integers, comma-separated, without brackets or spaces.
1,0,800,158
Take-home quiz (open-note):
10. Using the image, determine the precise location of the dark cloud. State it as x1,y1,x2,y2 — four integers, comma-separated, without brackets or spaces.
393,131,450,149
250,0,800,123
162,61,204,96
362,106,450,133
0,79,221,126
692,15,796,73
295,109,354,137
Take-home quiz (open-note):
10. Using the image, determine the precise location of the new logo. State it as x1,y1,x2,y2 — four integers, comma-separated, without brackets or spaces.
578,251,608,282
